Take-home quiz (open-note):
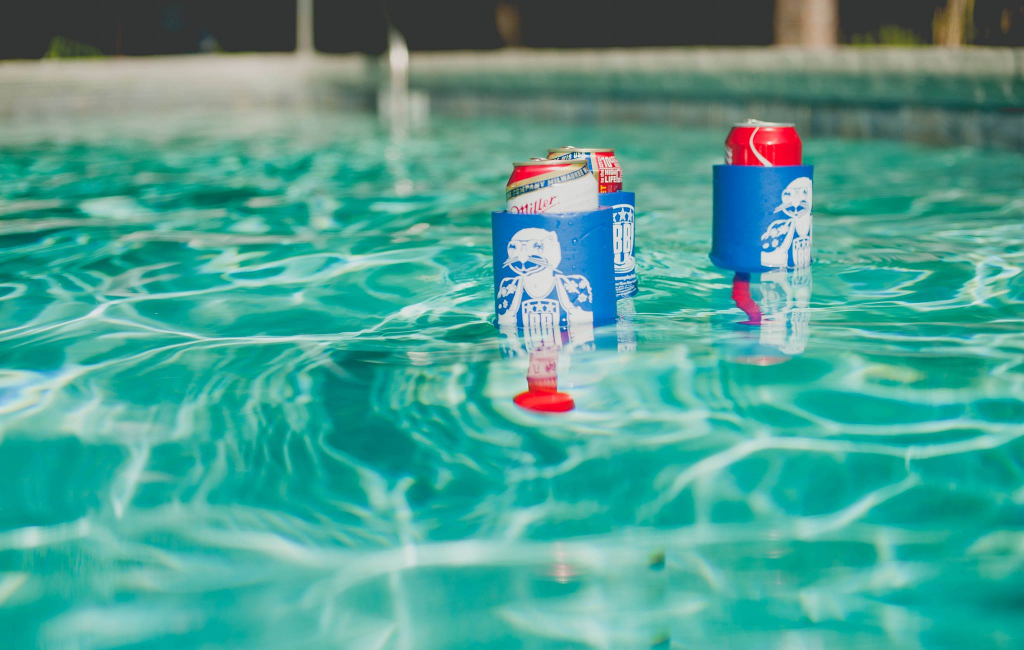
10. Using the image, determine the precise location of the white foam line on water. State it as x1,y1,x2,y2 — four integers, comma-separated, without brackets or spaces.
0,247,460,344
644,430,1023,521
795,475,920,539
110,444,151,519
0,216,148,235
0,198,66,215
964,255,1023,307
42,603,208,648
120,230,316,245
0,518,91,550
156,520,948,599
0,572,29,606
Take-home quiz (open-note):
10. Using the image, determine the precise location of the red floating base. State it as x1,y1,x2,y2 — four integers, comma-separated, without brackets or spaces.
513,390,575,413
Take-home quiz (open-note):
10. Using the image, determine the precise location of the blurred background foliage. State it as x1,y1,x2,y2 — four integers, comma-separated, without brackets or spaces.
0,0,1020,60
43,36,105,59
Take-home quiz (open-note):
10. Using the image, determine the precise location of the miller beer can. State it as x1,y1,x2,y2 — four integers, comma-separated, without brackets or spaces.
725,120,802,167
547,147,623,193
506,159,599,214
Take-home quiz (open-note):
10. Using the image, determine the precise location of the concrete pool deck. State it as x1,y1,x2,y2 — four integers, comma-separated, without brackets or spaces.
1,48,1021,149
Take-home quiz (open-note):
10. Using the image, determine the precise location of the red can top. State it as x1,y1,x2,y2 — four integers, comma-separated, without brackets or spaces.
726,119,802,166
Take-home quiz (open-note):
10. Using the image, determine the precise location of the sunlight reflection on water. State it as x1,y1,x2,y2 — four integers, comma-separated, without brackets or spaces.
0,111,1022,649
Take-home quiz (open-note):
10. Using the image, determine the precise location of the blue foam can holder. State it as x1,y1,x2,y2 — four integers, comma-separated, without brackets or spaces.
599,191,638,298
711,165,814,274
492,208,617,335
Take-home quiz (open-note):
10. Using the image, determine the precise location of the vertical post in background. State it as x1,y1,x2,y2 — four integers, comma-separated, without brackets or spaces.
774,0,838,47
934,0,975,46
378,21,428,133
387,25,409,90
495,1,523,47
296,0,314,55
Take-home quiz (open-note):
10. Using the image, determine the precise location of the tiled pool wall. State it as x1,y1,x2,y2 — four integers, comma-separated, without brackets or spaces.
0,55,376,120
424,92,1022,150
1,48,1021,149
410,48,1023,150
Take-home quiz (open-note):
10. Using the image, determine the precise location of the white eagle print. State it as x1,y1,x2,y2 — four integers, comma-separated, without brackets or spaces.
496,228,594,344
761,177,812,269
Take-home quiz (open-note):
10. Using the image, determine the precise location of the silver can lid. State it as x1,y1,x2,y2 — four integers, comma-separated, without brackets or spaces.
732,119,795,128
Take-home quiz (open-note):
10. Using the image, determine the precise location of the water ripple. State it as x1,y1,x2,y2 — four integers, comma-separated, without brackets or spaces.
0,111,1022,649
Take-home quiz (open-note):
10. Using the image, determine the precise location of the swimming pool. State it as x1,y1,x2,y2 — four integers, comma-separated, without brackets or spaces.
1,110,1023,649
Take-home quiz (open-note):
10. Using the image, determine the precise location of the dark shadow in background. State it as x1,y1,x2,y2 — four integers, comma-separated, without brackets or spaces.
514,0,773,47
0,0,1020,60
314,1,388,55
383,0,774,49
0,0,299,58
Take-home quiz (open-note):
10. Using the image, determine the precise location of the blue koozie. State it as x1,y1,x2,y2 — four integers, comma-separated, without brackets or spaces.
492,208,617,335
711,165,814,274
599,191,638,298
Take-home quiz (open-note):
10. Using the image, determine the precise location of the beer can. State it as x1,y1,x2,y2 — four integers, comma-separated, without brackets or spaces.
506,160,599,214
725,120,802,167
547,147,623,193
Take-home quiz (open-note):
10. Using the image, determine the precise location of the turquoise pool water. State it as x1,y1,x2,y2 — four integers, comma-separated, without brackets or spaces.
1,111,1023,649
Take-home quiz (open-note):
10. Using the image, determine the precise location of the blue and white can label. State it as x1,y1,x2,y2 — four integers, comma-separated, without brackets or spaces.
492,208,617,339
599,191,638,298
710,165,814,274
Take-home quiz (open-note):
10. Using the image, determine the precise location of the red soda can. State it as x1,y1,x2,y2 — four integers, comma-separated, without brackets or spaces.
506,159,598,214
725,120,802,166
547,147,623,193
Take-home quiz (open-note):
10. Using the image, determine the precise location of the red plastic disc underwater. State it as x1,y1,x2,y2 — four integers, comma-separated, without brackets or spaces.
513,389,576,413
732,354,791,367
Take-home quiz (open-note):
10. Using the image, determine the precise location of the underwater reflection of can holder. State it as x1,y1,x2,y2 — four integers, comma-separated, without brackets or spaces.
599,191,638,298
491,208,617,334
710,165,814,274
